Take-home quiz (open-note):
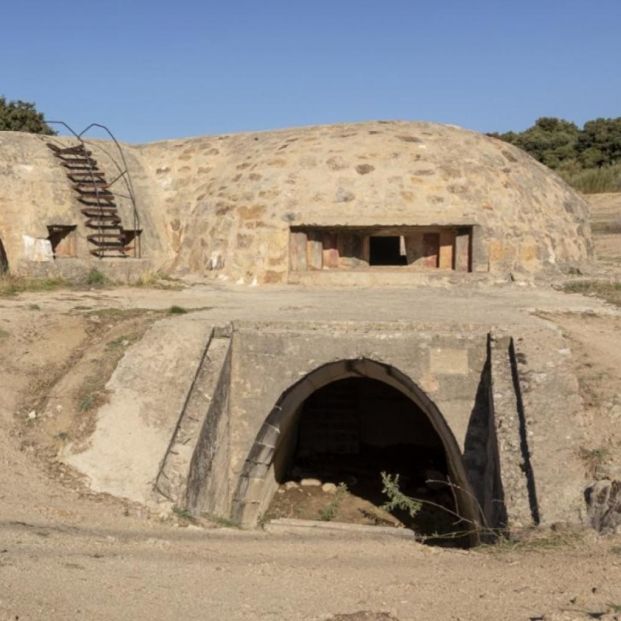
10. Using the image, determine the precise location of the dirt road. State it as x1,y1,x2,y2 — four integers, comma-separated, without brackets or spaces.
1,518,620,621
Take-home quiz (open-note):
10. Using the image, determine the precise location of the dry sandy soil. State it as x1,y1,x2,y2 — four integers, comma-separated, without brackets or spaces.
1,194,621,621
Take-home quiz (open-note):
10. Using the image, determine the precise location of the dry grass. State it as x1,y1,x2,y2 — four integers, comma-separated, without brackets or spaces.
579,446,611,478
562,280,621,307
560,163,621,194
0,270,183,297
133,271,184,290
480,526,586,554
0,274,68,297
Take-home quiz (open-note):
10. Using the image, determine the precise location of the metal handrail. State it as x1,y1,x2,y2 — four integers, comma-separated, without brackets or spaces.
45,120,141,258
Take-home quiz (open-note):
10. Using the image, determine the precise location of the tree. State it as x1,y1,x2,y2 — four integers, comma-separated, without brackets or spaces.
489,116,621,192
577,118,621,167
0,96,55,135
489,118,580,169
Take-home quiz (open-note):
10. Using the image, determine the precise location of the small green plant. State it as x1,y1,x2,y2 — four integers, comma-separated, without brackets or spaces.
106,335,130,349
172,506,196,522
559,162,621,193
28,303,40,310
79,394,95,413
169,305,188,315
0,327,9,339
318,482,348,521
380,472,422,519
206,514,240,528
85,268,108,287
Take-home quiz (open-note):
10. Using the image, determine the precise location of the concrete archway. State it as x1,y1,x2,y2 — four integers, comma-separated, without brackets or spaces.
232,358,481,544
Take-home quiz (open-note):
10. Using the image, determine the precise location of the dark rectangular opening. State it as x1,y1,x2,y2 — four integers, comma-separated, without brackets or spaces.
369,236,407,266
122,229,142,256
289,225,474,272
47,225,77,258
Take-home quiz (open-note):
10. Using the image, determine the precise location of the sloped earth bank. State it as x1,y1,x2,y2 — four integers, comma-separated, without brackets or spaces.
1,279,621,620
588,192,621,266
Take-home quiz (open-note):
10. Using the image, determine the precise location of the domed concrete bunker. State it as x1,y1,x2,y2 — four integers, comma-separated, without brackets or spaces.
0,120,592,283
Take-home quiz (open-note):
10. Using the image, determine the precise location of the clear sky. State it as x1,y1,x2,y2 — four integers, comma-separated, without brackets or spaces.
2,0,620,143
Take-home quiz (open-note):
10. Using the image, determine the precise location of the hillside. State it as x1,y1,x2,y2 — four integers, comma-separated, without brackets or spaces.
587,192,621,263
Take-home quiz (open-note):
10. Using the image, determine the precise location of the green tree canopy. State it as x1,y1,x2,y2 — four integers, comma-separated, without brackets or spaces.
577,118,621,167
490,116,621,171
490,117,580,168
0,96,55,134
489,116,621,193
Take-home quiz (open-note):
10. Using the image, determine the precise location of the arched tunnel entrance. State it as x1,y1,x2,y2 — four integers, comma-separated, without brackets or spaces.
233,359,481,546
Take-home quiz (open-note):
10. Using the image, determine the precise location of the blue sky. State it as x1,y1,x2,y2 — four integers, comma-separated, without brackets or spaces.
2,0,620,143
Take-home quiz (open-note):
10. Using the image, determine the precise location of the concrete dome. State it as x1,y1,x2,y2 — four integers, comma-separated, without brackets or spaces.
139,120,592,283
0,120,592,283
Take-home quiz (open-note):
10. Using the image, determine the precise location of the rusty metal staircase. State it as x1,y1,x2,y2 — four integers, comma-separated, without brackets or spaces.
47,142,127,257
45,121,141,259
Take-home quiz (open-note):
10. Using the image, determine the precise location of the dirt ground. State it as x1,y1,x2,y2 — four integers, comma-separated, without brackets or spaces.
1,193,621,620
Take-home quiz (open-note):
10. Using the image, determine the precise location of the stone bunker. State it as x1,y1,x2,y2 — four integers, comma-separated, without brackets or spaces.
0,120,591,283
61,317,584,545
0,120,598,543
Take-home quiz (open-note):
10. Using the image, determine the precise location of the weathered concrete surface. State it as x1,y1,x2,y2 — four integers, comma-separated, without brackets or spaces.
0,132,170,276
63,313,211,504
585,480,621,533
0,121,592,282
155,326,232,515
132,312,590,530
185,332,232,517
511,326,587,525
226,321,488,520
489,335,534,529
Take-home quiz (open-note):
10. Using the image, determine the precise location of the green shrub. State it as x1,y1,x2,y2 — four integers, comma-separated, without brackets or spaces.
85,269,108,286
318,483,348,521
380,472,422,519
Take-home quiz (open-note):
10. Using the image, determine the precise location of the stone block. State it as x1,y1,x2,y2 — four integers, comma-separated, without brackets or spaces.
430,348,469,375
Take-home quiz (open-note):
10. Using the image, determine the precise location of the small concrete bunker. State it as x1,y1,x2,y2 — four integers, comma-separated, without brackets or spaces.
149,321,584,545
233,359,481,542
